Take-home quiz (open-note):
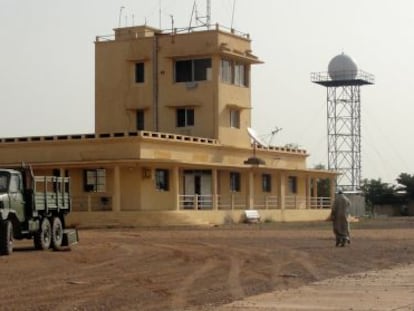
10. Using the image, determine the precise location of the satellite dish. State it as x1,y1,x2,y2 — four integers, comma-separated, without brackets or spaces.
247,127,268,148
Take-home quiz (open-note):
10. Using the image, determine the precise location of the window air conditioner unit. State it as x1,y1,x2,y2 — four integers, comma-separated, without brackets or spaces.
185,81,198,89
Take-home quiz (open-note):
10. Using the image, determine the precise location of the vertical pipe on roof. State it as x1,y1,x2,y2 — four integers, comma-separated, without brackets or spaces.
152,34,159,132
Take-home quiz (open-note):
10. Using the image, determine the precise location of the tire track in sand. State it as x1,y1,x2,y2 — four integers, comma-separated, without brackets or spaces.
170,258,218,308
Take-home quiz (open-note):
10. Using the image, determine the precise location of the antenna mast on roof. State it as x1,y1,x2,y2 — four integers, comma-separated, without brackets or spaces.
159,0,162,29
206,0,211,28
231,0,236,29
192,0,211,29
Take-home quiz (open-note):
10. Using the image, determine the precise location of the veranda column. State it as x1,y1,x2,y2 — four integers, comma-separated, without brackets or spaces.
172,166,180,210
278,172,286,220
312,177,318,208
112,166,121,212
306,175,311,209
248,169,254,209
212,168,218,210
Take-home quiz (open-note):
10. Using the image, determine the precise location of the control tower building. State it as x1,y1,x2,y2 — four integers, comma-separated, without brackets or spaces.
312,53,374,192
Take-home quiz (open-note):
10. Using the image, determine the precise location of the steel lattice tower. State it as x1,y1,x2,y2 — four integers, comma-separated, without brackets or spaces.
312,53,374,192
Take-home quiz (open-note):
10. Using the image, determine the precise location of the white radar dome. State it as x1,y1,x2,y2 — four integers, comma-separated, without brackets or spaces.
328,53,358,81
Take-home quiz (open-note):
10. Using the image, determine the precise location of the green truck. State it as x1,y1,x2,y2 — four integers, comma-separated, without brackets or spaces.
0,165,78,255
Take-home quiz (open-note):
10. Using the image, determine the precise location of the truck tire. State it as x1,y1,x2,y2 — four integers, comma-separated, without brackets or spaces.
0,220,13,255
51,217,63,250
34,218,52,250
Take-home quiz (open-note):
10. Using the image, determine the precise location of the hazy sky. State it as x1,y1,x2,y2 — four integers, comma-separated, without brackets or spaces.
1,0,413,183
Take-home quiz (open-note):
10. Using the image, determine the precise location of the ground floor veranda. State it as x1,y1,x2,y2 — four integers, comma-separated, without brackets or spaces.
0,130,337,226
33,162,335,227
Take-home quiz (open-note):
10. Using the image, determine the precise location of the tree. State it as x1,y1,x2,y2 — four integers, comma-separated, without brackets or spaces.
396,173,414,199
360,178,402,207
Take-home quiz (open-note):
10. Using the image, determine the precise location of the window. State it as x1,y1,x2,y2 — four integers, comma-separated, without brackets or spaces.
230,172,241,192
230,109,240,128
234,62,247,86
84,169,106,192
155,169,169,191
262,174,272,192
135,62,144,83
220,59,232,83
136,109,145,131
9,175,21,193
288,176,297,194
176,108,194,127
175,58,212,82
220,59,249,87
0,173,8,193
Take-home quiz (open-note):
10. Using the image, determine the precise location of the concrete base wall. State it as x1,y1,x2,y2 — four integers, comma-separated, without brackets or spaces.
373,201,414,217
373,205,401,217
347,193,366,217
66,209,331,228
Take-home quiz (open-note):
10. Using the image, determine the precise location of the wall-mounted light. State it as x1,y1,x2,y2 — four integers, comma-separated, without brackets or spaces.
142,167,152,178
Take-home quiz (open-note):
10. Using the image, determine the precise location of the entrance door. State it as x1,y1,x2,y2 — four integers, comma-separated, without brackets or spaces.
183,170,212,209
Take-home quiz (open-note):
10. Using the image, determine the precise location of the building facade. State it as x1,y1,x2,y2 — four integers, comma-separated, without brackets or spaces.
0,25,336,226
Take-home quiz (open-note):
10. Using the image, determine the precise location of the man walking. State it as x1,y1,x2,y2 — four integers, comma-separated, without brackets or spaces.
331,190,351,247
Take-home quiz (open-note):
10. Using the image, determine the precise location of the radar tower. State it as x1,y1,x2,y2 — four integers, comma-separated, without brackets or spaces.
311,53,374,192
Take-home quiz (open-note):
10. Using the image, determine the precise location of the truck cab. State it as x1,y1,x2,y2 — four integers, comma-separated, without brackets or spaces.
0,166,78,255
0,170,26,226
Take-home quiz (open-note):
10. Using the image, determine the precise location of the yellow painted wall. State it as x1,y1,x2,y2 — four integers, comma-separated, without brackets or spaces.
118,167,141,211
66,209,331,228
95,38,154,133
95,26,257,149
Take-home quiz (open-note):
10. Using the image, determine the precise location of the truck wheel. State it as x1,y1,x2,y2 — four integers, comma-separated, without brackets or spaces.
34,218,52,250
0,220,13,255
51,217,63,250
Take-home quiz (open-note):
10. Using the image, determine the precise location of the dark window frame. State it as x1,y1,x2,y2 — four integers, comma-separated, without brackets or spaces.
155,169,170,191
288,176,297,194
135,62,145,83
84,169,106,193
136,109,145,131
174,58,212,83
262,174,272,193
176,108,195,127
230,172,241,192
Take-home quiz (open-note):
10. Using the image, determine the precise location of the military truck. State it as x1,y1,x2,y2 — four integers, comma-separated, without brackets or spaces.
0,165,78,255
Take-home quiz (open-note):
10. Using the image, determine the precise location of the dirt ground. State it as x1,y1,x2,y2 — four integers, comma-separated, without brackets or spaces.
1,217,413,311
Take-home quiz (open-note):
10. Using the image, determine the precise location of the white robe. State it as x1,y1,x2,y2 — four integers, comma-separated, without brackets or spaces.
331,193,351,241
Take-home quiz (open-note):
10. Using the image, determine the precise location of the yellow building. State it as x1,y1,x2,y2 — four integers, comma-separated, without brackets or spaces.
0,24,335,226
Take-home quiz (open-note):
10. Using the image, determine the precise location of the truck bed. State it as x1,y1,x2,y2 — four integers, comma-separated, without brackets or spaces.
33,176,71,212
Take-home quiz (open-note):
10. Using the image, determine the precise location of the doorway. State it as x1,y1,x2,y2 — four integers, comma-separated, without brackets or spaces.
183,170,212,209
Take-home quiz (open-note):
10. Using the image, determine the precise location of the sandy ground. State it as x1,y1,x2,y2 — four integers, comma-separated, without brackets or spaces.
216,263,414,310
0,217,413,311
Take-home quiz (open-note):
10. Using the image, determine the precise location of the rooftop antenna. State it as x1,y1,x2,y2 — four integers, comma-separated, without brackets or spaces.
268,126,282,146
189,1,196,29
194,0,211,29
159,0,162,29
170,14,175,32
206,0,211,29
231,0,236,29
244,127,267,166
118,6,125,27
